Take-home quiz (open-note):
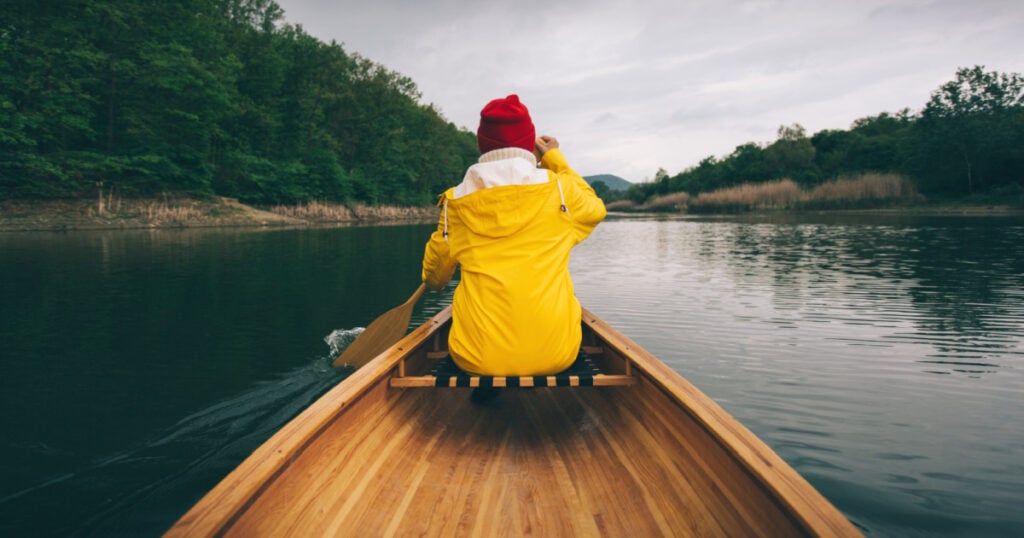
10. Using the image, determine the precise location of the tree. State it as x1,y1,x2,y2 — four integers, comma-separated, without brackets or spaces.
915,66,1024,194
763,124,818,184
723,143,771,185
1,0,478,203
590,180,612,201
842,111,915,176
0,0,107,196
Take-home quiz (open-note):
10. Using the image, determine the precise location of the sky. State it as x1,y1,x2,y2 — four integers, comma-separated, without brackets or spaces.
273,0,1024,183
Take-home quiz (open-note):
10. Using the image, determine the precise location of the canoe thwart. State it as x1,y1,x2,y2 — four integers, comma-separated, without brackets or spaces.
390,350,637,388
167,305,862,537
389,374,636,388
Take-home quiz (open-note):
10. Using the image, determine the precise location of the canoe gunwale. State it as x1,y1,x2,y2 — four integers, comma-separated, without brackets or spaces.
580,308,861,537
165,308,453,537
167,306,860,537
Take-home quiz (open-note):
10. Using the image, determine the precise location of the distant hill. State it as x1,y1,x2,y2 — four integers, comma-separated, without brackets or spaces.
584,174,632,192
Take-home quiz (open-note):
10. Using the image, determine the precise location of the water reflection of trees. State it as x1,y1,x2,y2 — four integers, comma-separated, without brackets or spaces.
700,217,1024,374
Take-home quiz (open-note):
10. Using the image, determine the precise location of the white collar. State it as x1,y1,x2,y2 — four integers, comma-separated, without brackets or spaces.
478,147,537,165
451,149,549,199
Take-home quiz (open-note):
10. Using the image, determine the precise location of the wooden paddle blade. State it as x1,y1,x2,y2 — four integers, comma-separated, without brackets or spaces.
332,284,427,368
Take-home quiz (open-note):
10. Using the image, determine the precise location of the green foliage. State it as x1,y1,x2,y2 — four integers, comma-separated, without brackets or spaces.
764,124,816,184
1,0,476,203
5,5,1020,210
620,66,1023,205
913,66,1024,194
589,180,612,201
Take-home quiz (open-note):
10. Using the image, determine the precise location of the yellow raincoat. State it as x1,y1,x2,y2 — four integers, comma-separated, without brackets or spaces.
421,147,606,376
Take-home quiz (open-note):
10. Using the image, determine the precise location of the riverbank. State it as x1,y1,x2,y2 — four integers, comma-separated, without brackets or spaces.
0,198,438,232
607,203,1024,218
3,197,1022,233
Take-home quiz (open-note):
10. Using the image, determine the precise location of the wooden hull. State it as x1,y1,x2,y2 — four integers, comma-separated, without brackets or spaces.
167,307,861,537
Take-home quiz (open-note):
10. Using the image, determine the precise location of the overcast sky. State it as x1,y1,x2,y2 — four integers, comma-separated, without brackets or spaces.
274,0,1024,182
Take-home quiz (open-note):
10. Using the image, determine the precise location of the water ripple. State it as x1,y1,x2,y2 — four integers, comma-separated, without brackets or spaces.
573,216,1024,536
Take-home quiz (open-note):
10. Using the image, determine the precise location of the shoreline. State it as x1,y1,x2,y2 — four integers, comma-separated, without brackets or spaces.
2,197,1022,233
606,204,1024,218
0,198,438,232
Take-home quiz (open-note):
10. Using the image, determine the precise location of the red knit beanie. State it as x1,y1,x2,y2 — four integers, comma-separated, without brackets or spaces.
476,94,536,155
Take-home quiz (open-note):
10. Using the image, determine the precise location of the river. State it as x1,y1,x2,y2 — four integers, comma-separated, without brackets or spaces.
1,214,1022,536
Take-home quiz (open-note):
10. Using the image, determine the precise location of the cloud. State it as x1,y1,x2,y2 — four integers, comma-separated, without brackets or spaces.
277,0,1024,182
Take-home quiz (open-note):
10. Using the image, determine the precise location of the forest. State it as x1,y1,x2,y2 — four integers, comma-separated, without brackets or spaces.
1,0,478,205
2,1,1022,207
616,66,1024,207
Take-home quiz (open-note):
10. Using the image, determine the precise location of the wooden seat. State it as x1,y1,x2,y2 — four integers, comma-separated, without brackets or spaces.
390,346,636,388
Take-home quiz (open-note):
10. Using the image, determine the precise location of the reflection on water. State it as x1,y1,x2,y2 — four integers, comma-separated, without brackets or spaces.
1,215,1022,536
0,355,348,535
571,214,1024,536
0,225,438,536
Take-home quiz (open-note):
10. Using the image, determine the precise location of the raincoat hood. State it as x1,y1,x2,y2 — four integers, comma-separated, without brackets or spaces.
443,148,556,239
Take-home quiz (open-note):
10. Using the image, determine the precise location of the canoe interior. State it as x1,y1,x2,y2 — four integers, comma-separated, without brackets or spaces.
168,307,860,537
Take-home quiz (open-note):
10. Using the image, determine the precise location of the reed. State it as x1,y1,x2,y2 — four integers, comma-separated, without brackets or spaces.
87,196,208,224
270,200,356,221
142,201,205,223
683,174,921,213
605,199,639,211
268,201,437,222
690,179,801,213
803,173,921,208
644,191,690,212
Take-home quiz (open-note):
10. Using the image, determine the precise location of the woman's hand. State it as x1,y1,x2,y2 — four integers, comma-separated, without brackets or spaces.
534,135,559,162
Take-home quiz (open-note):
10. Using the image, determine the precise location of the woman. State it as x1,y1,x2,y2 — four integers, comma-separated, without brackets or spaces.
421,94,606,385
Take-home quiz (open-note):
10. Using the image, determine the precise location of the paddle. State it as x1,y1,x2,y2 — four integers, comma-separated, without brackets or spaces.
332,283,427,368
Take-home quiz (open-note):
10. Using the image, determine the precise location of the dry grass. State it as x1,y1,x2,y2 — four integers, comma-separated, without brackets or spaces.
0,196,439,231
81,197,435,227
268,200,437,222
690,179,802,213
605,199,639,211
682,174,922,213
270,200,357,221
804,173,921,207
87,196,209,225
644,191,690,212
142,202,206,222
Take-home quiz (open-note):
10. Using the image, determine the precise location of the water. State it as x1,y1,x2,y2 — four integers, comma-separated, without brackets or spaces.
1,215,1022,536
570,215,1024,536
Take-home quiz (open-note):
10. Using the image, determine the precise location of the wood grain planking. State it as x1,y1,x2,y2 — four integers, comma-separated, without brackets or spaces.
591,344,811,535
232,388,711,535
590,383,791,536
582,308,860,537
170,306,859,537
222,386,405,536
520,391,603,536
422,398,495,536
568,387,729,536
212,385,829,536
540,388,679,535
629,381,801,535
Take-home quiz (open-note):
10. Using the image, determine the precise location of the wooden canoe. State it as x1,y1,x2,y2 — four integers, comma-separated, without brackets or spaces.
167,306,861,537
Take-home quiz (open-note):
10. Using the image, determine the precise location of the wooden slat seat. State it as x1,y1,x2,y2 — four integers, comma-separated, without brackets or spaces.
167,305,862,538
390,349,636,388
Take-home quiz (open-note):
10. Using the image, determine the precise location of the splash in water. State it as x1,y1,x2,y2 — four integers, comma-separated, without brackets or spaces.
324,327,364,358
